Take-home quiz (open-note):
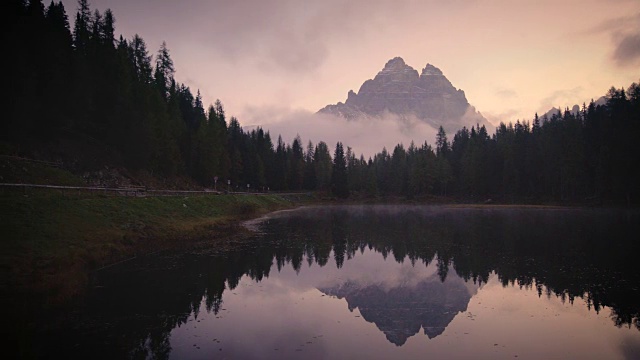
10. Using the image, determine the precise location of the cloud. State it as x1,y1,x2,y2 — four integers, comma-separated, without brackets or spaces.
537,87,585,114
582,12,640,67
240,106,439,159
187,0,407,74
612,32,640,66
482,109,521,125
583,12,640,35
60,0,397,74
71,0,466,75
495,88,518,99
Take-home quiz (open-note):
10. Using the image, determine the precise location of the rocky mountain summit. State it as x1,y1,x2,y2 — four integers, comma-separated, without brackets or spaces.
318,57,490,133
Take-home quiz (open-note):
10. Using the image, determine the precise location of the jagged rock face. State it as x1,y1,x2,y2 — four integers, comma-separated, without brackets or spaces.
319,57,488,132
347,57,420,115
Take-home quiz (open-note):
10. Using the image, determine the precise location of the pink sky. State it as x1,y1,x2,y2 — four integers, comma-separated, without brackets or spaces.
59,0,639,154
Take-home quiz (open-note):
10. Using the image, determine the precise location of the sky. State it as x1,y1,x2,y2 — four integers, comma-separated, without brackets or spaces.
60,0,640,157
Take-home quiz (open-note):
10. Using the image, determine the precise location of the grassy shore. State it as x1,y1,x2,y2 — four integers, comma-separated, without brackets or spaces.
0,191,307,301
0,154,584,305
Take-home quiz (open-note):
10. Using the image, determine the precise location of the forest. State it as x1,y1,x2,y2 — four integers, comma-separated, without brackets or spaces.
4,0,640,205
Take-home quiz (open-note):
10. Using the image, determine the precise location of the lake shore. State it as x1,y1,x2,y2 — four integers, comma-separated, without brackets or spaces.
0,192,313,302
0,189,606,304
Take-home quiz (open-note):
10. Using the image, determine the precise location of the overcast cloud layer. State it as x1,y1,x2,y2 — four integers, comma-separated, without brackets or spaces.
60,0,639,149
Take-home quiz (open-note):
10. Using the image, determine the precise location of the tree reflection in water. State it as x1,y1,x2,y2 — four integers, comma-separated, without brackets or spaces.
30,206,640,358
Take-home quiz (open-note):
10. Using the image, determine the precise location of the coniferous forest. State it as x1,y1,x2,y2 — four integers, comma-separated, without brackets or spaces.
4,1,640,205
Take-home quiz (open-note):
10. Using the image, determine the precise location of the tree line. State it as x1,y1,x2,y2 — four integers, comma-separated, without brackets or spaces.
4,1,639,205
362,88,639,205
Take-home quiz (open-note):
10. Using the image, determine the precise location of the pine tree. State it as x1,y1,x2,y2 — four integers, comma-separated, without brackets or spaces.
390,144,407,195
102,9,115,45
227,117,244,187
73,0,91,54
436,126,450,157
129,34,152,83
273,135,288,190
289,135,304,190
331,142,349,198
154,41,174,99
303,140,316,190
314,141,332,191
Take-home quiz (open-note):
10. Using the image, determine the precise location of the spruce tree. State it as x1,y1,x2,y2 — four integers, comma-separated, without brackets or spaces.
331,142,349,198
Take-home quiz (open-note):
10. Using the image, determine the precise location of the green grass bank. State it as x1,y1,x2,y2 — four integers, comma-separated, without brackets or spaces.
0,191,306,301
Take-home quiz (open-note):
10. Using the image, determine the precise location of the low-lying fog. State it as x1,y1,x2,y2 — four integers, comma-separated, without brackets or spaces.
241,107,440,158
241,105,496,158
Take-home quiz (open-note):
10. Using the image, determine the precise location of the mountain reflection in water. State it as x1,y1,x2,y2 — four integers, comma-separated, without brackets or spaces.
319,267,478,345
27,205,640,359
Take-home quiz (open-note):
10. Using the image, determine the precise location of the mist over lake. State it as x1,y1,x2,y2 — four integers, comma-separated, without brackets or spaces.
24,205,640,359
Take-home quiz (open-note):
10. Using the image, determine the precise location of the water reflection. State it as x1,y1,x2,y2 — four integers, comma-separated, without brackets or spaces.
29,206,640,359
258,205,640,331
319,264,478,345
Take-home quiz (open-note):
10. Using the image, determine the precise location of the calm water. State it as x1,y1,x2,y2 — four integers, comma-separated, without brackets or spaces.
26,206,640,359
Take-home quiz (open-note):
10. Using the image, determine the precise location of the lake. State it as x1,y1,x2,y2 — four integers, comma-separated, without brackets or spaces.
23,205,640,359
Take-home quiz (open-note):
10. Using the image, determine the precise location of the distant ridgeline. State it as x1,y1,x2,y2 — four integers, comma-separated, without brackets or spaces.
318,57,490,134
4,2,640,205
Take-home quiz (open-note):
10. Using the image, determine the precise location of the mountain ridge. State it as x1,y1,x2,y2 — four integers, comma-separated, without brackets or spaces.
541,96,607,120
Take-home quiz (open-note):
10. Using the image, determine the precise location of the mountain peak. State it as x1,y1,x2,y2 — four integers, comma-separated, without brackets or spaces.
421,64,443,77
384,56,407,68
318,57,491,133
376,57,418,79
